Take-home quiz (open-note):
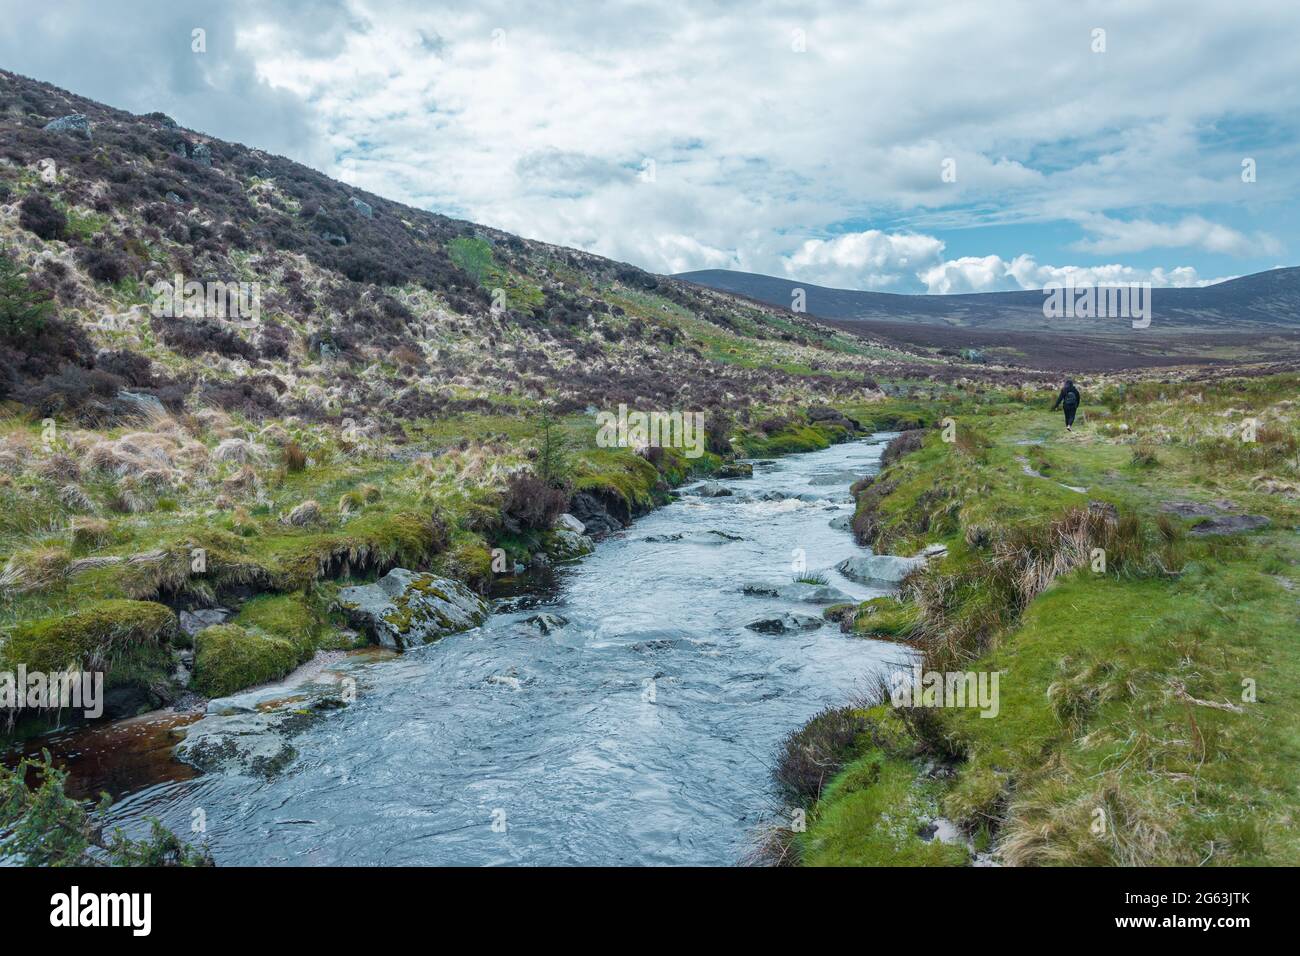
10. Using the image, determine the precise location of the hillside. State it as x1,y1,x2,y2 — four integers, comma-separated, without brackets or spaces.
676,267,1300,331
0,67,1003,745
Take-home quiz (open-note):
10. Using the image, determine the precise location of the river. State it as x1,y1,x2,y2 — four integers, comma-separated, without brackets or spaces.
77,434,907,864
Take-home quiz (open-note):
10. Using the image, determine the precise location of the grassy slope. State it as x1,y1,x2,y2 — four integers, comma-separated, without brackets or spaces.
798,373,1300,866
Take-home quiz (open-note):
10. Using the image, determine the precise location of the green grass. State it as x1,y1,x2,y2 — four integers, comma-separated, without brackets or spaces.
797,373,1300,866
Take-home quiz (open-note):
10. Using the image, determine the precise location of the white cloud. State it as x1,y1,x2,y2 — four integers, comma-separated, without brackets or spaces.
782,231,945,289
1073,215,1280,257
0,0,1294,282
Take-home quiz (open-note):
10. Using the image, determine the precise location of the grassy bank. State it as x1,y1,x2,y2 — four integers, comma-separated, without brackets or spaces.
781,372,1300,866
0,399,876,738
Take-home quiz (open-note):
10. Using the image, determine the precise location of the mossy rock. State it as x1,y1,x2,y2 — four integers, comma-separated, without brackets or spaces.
192,624,299,698
230,592,325,660
0,599,179,673
431,533,495,593
852,596,921,641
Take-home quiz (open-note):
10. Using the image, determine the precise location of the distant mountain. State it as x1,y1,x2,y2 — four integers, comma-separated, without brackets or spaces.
675,267,1300,332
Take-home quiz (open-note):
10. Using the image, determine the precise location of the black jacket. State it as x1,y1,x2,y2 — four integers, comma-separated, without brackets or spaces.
1052,383,1080,410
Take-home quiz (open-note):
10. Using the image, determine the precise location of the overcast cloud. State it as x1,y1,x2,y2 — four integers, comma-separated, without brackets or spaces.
2,0,1295,292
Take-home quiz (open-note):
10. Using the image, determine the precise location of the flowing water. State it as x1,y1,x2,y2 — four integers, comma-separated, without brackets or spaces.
87,435,907,865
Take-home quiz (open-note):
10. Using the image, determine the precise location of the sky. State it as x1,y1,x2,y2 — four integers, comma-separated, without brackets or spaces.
2,0,1297,293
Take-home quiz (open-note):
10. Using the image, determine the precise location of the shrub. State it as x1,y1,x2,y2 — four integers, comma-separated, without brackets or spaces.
774,705,869,802
0,253,54,339
18,194,66,241
283,440,307,473
79,247,130,284
0,752,211,866
882,428,925,467
502,470,568,533
17,364,125,425
1130,446,1160,468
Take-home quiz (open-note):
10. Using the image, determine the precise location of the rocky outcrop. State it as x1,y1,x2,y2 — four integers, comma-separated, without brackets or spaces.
179,607,231,637
337,568,488,650
568,491,623,538
1188,514,1270,535
691,481,733,498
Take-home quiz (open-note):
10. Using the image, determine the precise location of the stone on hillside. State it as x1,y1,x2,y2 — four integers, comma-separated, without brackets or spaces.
189,142,213,166
569,491,622,538
337,568,488,650
350,196,374,218
43,114,92,140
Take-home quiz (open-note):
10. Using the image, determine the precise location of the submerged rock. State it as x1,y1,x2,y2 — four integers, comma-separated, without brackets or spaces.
745,612,824,635
837,554,926,585
337,568,488,650
523,613,568,635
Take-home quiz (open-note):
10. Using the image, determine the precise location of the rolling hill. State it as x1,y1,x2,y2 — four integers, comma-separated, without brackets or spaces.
676,267,1300,332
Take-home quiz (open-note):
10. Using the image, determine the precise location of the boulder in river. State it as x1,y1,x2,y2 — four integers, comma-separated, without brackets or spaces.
337,568,488,650
173,686,347,778
742,581,854,604
543,528,595,560
693,481,733,498
716,461,754,479
837,554,926,585
745,612,824,635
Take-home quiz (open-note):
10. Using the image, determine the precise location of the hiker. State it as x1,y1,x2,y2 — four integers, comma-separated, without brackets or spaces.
1051,378,1081,431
